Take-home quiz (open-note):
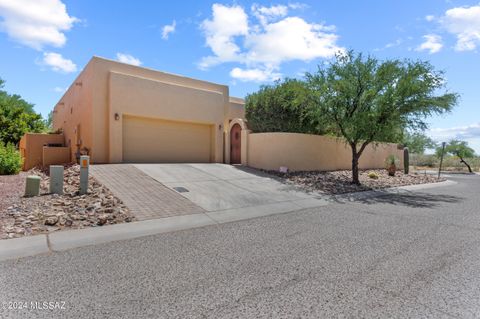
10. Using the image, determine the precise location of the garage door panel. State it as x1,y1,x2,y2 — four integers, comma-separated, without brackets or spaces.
123,116,212,163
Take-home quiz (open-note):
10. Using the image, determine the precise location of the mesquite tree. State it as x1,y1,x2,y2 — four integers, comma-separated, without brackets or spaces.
437,140,476,173
402,132,437,154
306,51,458,184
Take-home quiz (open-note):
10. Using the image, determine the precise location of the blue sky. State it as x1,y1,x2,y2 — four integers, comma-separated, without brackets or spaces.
1,0,479,152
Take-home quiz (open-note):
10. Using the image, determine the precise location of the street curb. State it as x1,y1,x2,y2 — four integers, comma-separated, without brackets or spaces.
334,180,457,202
0,234,50,262
0,215,216,262
0,198,330,261
48,214,216,252
0,180,454,261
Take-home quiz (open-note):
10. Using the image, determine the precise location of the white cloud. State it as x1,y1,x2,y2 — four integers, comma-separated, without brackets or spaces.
245,17,342,65
429,123,480,141
441,4,480,51
199,4,249,68
53,86,66,93
0,0,78,50
230,67,281,82
416,34,443,54
116,53,142,66
42,52,77,73
425,15,435,22
251,4,288,25
374,38,406,52
199,3,343,82
428,122,480,153
161,20,176,40
385,39,402,48
288,3,308,10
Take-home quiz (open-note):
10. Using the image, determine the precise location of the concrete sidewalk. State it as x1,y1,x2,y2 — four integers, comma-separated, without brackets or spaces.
0,200,326,261
0,179,454,261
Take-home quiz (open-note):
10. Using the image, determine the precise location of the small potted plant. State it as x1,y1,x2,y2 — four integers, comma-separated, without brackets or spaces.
385,154,399,176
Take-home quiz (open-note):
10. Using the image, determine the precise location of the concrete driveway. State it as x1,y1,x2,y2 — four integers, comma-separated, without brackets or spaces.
134,163,328,217
91,164,328,223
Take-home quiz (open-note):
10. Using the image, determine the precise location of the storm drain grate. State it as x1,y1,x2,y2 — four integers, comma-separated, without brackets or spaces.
173,186,190,193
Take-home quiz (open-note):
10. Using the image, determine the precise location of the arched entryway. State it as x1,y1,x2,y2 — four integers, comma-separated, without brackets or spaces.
230,123,242,164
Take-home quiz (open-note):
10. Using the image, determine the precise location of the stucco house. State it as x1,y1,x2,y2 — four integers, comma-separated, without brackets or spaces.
51,56,246,165
21,56,402,172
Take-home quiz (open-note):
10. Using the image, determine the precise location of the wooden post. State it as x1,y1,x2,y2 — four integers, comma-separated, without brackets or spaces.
403,147,409,174
438,142,446,179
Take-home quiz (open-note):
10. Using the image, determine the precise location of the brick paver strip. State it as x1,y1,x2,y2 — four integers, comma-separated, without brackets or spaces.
91,165,205,221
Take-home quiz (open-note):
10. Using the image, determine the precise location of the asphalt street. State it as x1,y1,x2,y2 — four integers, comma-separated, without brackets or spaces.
1,174,479,318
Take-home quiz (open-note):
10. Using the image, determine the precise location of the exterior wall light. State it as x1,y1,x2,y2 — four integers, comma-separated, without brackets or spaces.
219,124,222,130
114,113,120,121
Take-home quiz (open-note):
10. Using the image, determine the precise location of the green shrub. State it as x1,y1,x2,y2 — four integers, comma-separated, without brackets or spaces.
0,142,22,175
245,79,318,134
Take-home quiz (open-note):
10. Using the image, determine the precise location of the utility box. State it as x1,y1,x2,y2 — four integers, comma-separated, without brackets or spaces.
25,175,41,197
49,165,64,195
79,155,89,195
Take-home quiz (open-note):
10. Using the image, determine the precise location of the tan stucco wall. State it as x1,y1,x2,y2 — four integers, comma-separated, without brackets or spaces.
92,57,232,163
247,132,403,172
52,63,94,162
108,71,225,163
53,56,242,164
42,146,71,167
19,133,66,170
228,97,245,121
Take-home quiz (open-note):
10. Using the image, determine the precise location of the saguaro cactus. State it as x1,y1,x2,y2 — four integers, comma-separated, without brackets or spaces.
403,147,409,174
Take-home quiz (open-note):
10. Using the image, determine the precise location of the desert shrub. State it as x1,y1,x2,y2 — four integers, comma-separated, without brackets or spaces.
385,154,399,167
367,171,379,179
411,153,480,171
441,156,480,171
410,153,437,167
0,142,22,175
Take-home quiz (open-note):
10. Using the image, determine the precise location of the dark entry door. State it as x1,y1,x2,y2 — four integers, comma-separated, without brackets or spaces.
230,124,241,164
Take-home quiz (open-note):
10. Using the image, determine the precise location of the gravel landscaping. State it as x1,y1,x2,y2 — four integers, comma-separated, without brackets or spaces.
265,169,445,195
0,164,135,239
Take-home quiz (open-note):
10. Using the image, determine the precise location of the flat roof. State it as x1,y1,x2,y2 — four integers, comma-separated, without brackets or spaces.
92,55,229,89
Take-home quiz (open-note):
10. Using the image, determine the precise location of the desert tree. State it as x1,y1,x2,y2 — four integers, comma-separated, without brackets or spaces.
402,131,437,154
0,77,46,145
437,140,476,173
306,51,458,184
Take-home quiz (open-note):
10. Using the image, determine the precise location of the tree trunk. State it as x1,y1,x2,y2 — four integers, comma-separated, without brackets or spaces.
460,157,473,173
351,144,360,185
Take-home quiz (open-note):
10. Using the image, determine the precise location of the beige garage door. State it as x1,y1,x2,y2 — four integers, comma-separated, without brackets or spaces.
123,115,212,163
